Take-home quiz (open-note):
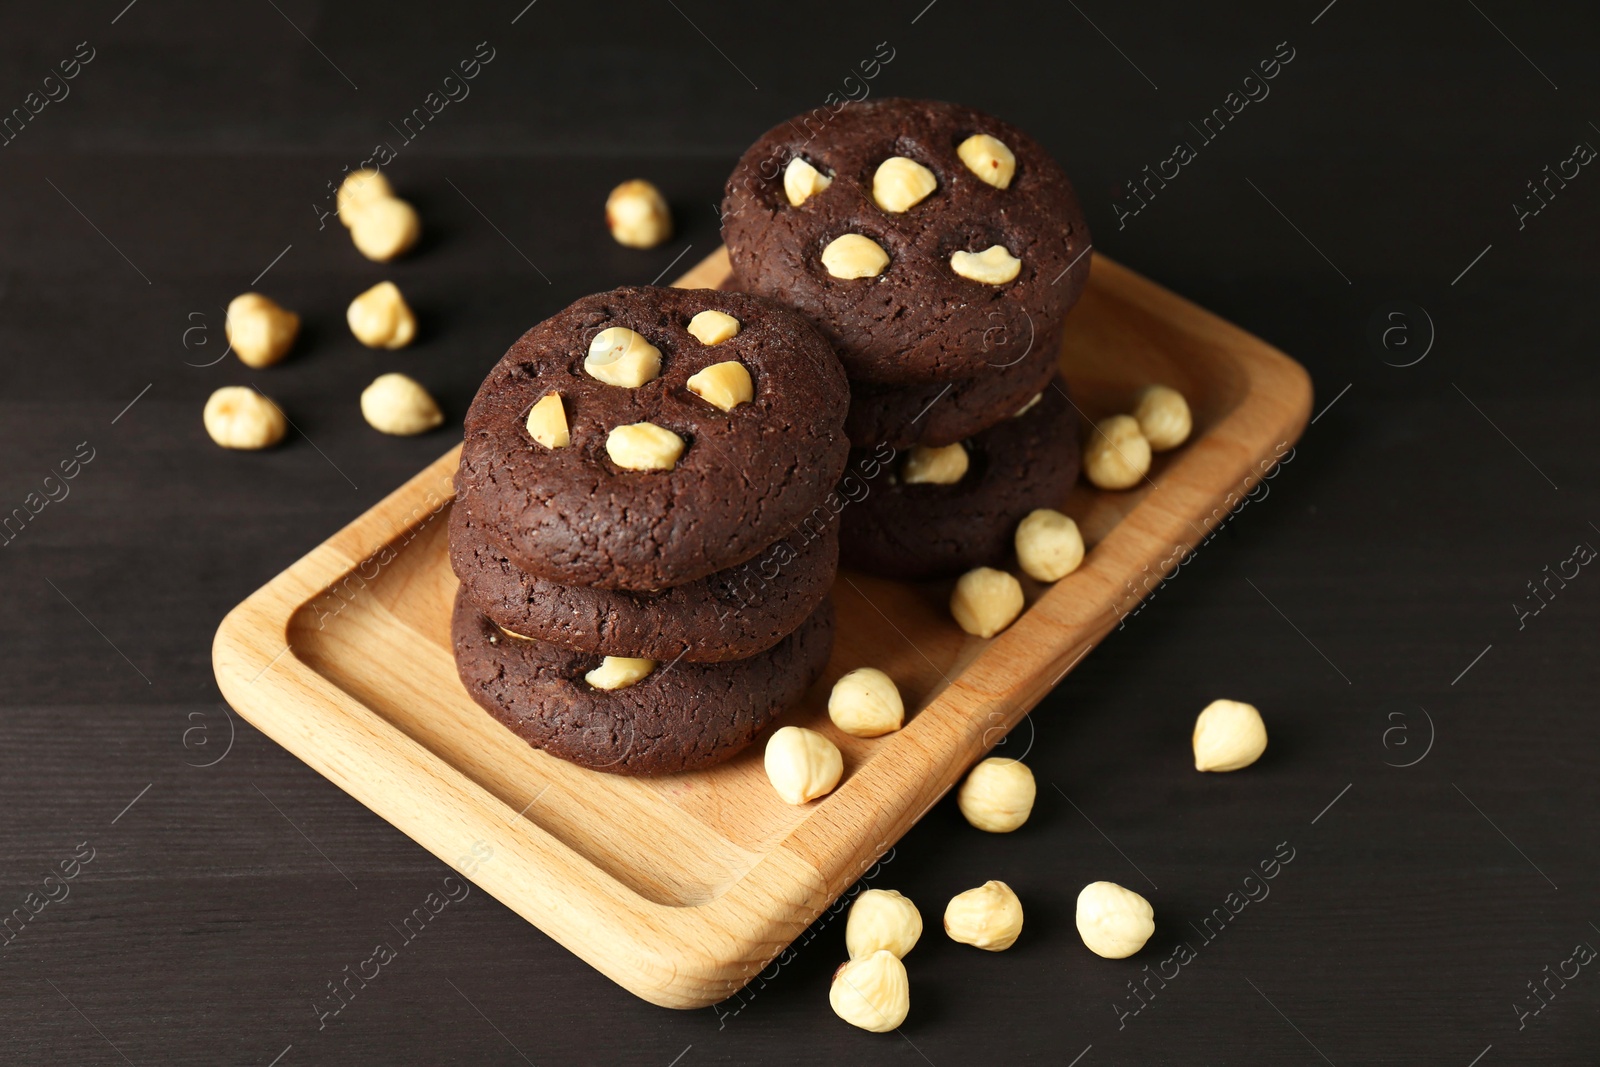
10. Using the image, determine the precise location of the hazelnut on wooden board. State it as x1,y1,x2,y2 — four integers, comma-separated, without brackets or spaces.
957,757,1036,833
1134,385,1192,451
944,880,1024,950
224,293,299,368
349,196,420,262
783,157,832,207
686,309,740,346
584,656,655,690
685,361,753,412
346,281,417,350
950,567,1024,638
827,668,904,738
203,386,287,450
872,156,937,213
821,234,889,280
950,245,1021,285
829,950,909,1032
764,726,842,804
605,179,672,249
957,133,1016,189
846,889,922,959
1083,414,1152,490
1192,699,1267,772
605,422,684,472
585,327,662,388
525,393,569,449
1075,881,1154,959
336,168,395,227
1014,508,1084,582
360,373,443,436
901,442,968,485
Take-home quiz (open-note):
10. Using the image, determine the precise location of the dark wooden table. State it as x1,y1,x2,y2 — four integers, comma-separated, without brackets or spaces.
3,1,1596,1063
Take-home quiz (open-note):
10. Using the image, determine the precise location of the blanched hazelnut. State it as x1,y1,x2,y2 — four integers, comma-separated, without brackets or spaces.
950,245,1021,285
944,880,1023,951
872,156,937,213
360,373,443,436
957,133,1017,189
225,293,300,369
525,393,569,449
1075,881,1154,959
764,725,843,804
605,422,684,472
783,157,832,207
901,443,968,486
821,234,889,280
829,950,909,1032
957,757,1036,833
585,656,656,690
827,668,904,738
346,281,416,350
686,309,740,346
1192,699,1267,772
349,196,420,261
1133,384,1192,451
685,361,753,412
203,386,287,450
336,168,394,227
605,179,672,249
846,889,922,959
586,327,662,388
1083,415,1151,490
1014,508,1084,582
950,567,1024,638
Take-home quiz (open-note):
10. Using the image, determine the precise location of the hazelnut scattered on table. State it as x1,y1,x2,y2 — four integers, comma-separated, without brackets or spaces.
349,196,420,262
1192,699,1267,772
845,889,922,959
950,567,1024,638
1075,881,1154,959
957,757,1036,833
944,880,1024,951
203,386,287,450
1014,508,1084,582
827,668,904,738
360,373,442,436
346,281,416,350
764,726,843,805
225,293,299,368
605,179,672,249
829,949,910,1032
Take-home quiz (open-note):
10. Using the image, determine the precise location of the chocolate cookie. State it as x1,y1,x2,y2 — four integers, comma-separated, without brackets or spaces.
845,318,1064,448
839,379,1080,579
456,287,850,590
449,503,838,663
722,97,1092,384
452,590,835,775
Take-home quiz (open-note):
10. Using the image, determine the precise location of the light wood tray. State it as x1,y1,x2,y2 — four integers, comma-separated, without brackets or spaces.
213,249,1311,1009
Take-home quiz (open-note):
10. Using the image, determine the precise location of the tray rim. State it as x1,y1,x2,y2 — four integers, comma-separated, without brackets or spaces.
213,249,1312,1009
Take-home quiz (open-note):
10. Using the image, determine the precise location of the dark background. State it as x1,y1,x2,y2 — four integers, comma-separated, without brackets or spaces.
2,0,1596,1063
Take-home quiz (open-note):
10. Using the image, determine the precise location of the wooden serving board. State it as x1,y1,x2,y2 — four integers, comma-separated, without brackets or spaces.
213,248,1311,1009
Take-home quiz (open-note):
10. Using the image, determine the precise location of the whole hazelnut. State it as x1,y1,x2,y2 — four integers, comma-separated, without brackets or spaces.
224,293,300,368
336,168,394,227
950,567,1025,638
828,950,909,1032
763,726,843,805
1133,385,1192,451
1083,414,1152,490
957,757,1036,833
845,889,922,959
349,196,420,262
1075,881,1155,959
203,386,287,450
605,179,672,249
359,373,443,436
1192,699,1268,772
346,281,417,350
827,668,904,738
943,880,1024,951
1014,508,1085,582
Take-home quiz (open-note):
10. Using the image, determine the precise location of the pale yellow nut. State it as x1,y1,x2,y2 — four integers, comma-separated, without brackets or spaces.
901,443,968,486
686,309,741,346
1192,699,1268,772
763,725,843,805
336,168,395,227
1014,392,1042,417
584,656,656,690
1014,508,1084,582
1075,881,1155,959
605,422,684,472
829,950,909,1032
360,373,443,436
1083,414,1152,490
605,179,672,249
349,197,420,261
950,567,1024,638
685,361,753,412
944,880,1023,951
783,156,833,207
525,393,569,449
871,156,937,213
224,293,300,369
585,327,662,388
203,386,287,450
346,281,417,350
957,133,1017,189
821,234,889,280
1134,384,1193,452
845,889,922,960
950,245,1021,285
827,668,904,738
496,625,537,641
957,757,1036,833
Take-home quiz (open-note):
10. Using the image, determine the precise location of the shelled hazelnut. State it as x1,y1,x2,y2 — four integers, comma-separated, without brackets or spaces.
1075,881,1154,959
827,668,904,738
225,293,299,368
605,179,672,249
944,880,1024,951
845,889,922,959
957,757,1036,833
203,386,287,450
829,950,909,1032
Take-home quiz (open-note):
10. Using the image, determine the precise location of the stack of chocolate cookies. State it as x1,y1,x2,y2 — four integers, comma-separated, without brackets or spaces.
721,98,1092,578
449,286,850,775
